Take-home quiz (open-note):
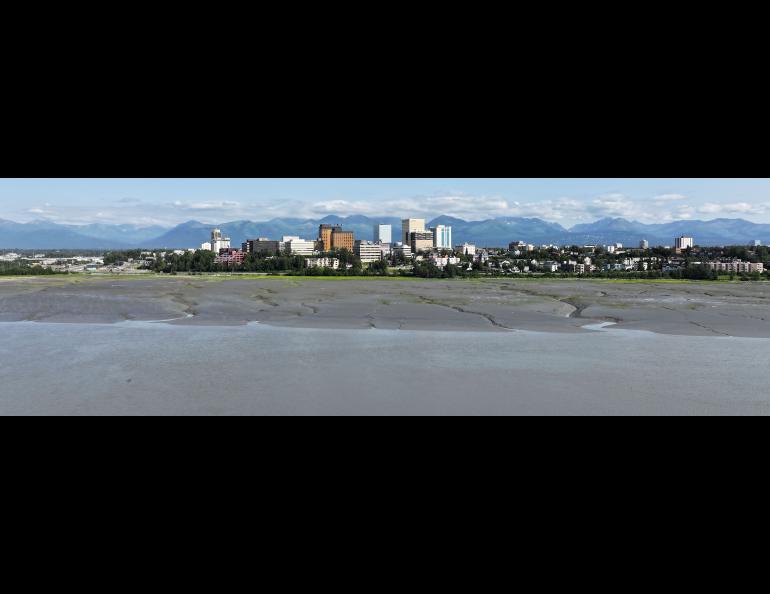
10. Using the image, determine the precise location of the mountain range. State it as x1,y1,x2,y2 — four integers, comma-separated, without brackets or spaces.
2,215,770,249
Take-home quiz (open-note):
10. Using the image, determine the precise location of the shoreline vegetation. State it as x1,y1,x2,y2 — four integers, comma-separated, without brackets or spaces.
4,244,769,282
1,271,769,283
121,245,770,282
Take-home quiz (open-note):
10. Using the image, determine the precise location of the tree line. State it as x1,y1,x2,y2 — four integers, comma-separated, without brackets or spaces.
0,262,65,276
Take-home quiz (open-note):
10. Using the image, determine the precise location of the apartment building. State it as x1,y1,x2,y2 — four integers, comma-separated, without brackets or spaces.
706,261,764,274
306,258,339,270
675,236,694,252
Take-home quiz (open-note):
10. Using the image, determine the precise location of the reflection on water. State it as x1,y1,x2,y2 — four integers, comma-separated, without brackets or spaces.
0,321,768,415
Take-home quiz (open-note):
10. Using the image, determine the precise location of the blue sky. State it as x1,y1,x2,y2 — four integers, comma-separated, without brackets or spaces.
1,178,770,227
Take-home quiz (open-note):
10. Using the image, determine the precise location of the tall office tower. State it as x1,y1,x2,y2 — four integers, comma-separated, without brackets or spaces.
211,228,231,253
640,239,649,249
402,219,425,245
675,236,694,251
431,225,452,249
374,224,392,244
331,226,355,251
319,224,333,251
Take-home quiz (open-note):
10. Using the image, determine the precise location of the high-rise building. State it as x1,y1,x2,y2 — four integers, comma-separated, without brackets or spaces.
402,219,425,245
640,239,649,249
319,224,333,251
211,228,231,253
675,236,694,251
331,226,354,251
410,231,434,253
374,224,392,244
431,225,452,249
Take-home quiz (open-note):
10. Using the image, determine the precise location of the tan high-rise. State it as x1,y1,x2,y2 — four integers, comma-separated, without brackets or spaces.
331,227,354,251
401,219,425,245
319,224,333,251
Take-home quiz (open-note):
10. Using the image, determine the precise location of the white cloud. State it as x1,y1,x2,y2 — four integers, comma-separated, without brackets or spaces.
172,200,241,211
7,192,770,228
587,194,639,219
654,193,688,203
696,202,767,216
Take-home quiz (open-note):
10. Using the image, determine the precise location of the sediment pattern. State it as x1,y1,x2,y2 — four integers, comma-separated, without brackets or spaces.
1,276,770,337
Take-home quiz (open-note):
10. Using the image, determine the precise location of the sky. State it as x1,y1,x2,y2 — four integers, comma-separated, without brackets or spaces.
1,178,770,228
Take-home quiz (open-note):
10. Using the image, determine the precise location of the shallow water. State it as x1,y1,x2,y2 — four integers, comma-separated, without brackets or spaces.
1,321,767,415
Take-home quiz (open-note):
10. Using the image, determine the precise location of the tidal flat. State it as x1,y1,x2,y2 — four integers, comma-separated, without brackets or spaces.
1,275,770,337
2,276,769,415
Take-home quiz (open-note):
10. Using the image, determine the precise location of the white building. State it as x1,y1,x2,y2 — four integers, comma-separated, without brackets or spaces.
705,261,764,274
675,236,694,251
541,261,559,273
211,229,231,253
639,240,649,249
374,224,392,244
392,242,412,259
456,243,476,256
282,237,316,256
306,258,339,270
430,254,460,268
401,219,425,245
355,240,383,264
431,225,452,249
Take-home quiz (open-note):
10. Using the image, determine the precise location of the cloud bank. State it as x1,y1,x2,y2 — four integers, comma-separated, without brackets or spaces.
9,192,770,228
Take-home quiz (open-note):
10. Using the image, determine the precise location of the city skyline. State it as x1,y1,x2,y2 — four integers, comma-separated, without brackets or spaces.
2,178,770,227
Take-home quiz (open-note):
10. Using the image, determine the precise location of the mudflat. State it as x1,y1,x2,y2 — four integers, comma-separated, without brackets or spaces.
2,275,770,337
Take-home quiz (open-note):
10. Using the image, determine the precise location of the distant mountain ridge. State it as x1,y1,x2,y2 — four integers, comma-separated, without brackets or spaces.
567,217,770,247
1,215,769,249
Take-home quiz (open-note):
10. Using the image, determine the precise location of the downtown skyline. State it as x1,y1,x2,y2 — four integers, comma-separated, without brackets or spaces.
2,178,770,228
